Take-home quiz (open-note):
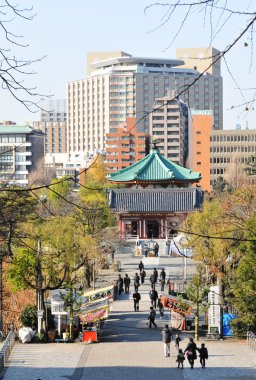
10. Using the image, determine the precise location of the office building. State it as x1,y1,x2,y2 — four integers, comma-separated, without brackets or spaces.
149,92,190,166
190,111,213,192
33,99,67,154
105,117,148,172
210,128,256,187
0,125,44,186
67,49,223,155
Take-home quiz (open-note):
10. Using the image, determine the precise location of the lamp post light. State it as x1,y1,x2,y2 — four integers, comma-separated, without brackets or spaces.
37,240,44,334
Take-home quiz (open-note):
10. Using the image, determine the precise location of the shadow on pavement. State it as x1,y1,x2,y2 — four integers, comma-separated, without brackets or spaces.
73,365,256,380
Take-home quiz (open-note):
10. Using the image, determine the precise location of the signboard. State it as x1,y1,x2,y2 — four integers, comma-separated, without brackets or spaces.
161,296,192,315
37,310,44,318
191,110,213,115
51,301,68,315
208,285,220,334
82,285,114,303
51,294,68,315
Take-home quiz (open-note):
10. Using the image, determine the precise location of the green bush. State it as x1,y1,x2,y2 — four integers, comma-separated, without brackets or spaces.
229,318,256,337
20,305,37,328
34,332,46,343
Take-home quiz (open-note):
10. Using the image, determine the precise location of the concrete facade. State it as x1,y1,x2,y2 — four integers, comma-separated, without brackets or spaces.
0,125,44,186
67,49,223,155
149,94,190,166
33,99,67,154
210,128,256,187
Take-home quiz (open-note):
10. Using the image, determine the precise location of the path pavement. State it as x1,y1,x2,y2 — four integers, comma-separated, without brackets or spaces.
1,249,256,380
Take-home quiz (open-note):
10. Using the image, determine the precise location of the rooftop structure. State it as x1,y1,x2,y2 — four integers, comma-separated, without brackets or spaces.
107,145,201,186
108,145,203,240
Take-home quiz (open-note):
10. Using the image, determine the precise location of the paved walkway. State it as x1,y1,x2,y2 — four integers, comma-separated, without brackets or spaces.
1,251,256,380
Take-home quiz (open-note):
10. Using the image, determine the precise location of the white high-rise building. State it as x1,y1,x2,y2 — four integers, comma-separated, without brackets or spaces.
67,49,222,155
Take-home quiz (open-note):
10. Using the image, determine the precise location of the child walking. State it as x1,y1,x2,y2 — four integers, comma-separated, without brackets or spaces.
198,343,208,368
176,349,185,368
175,333,181,349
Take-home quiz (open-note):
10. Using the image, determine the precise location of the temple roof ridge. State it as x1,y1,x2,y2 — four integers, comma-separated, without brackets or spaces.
107,145,201,184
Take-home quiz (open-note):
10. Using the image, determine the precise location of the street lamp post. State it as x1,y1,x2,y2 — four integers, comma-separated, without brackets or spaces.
92,259,96,290
37,240,44,334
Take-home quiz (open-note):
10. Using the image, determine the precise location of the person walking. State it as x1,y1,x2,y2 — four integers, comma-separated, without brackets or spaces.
144,244,149,257
133,289,141,311
153,268,158,282
184,337,198,369
134,272,140,291
160,268,166,291
140,269,146,285
162,324,172,357
149,288,158,308
138,261,144,273
175,333,181,349
117,275,124,295
158,297,164,319
148,306,157,328
150,273,156,289
176,349,185,368
153,242,159,257
124,273,130,294
198,343,208,368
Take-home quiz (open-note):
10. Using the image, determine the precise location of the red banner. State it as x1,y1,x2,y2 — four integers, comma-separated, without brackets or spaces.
161,296,192,315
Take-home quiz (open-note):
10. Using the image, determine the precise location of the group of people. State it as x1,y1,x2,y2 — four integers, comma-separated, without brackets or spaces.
117,262,209,369
143,242,159,257
161,327,209,369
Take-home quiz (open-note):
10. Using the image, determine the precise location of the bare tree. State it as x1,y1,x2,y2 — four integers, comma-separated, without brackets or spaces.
145,1,256,110
0,1,49,111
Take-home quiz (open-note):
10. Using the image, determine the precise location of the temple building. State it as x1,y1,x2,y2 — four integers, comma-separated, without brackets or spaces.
107,144,204,241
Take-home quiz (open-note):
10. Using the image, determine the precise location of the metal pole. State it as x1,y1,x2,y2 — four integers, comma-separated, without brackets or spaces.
37,240,43,334
92,259,95,290
184,250,187,284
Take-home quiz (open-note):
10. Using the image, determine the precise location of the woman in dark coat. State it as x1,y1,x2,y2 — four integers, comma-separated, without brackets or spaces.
184,337,198,369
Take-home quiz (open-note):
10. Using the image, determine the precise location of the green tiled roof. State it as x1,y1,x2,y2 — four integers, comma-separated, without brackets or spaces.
108,148,201,183
0,125,33,134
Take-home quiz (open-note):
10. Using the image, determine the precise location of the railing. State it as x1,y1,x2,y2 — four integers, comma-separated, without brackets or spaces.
124,234,139,240
247,331,256,350
0,330,15,372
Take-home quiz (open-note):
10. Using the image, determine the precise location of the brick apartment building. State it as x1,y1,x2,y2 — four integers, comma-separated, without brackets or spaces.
105,117,148,172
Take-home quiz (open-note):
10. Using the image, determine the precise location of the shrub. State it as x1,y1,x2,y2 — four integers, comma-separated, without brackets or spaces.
20,305,37,328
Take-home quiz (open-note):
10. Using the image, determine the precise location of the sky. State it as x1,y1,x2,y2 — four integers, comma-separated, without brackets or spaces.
0,0,255,130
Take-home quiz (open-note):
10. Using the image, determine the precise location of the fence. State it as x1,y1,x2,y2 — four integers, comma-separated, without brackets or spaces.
247,331,256,351
0,330,15,372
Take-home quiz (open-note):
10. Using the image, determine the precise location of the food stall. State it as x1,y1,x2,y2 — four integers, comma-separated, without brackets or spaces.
78,285,113,343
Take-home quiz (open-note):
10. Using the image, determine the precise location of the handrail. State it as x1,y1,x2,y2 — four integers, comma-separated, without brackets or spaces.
0,330,15,372
247,331,256,351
